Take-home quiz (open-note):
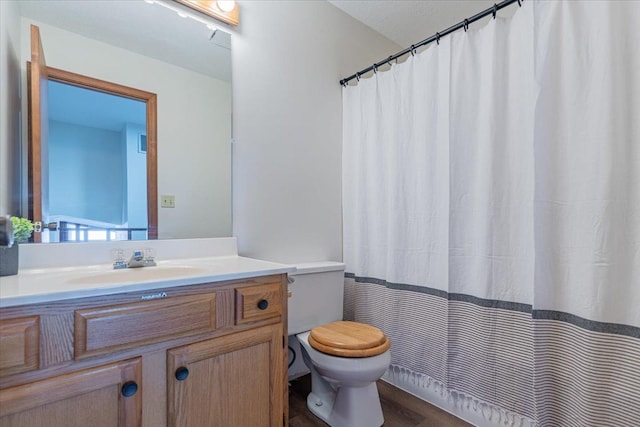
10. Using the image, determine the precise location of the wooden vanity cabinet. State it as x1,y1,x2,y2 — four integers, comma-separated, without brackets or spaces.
0,274,288,427
167,324,283,427
0,357,142,427
0,316,39,376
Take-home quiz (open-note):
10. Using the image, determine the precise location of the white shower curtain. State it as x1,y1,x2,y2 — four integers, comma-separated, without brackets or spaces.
532,2,640,425
342,1,640,425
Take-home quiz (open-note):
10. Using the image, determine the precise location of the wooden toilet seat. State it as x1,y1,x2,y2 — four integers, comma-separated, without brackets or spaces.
308,321,390,358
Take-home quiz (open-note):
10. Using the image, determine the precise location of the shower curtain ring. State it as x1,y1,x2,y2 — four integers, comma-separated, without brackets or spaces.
492,3,498,19
410,45,416,56
517,0,522,6
436,32,441,45
386,55,393,67
356,72,360,82
464,19,469,32
373,64,378,74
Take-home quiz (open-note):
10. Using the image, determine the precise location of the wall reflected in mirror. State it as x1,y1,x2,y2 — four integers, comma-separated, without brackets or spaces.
13,0,232,242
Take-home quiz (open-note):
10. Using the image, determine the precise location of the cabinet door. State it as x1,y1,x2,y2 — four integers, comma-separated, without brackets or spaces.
0,358,141,427
167,324,284,427
0,316,39,377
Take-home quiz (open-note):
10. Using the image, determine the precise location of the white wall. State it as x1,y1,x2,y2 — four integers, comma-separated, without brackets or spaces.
124,123,148,241
18,19,232,239
49,120,125,224
231,1,399,263
0,0,22,216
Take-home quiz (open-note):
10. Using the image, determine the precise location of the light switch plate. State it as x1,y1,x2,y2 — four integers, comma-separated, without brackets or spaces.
161,195,175,208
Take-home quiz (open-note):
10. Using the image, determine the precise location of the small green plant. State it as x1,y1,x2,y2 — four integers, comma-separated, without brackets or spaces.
11,217,34,243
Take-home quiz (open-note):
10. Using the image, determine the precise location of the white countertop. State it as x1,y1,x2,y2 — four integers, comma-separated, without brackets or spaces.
0,255,295,308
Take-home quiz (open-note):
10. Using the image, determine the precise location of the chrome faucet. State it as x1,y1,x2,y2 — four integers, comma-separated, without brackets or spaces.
127,250,146,268
113,249,156,269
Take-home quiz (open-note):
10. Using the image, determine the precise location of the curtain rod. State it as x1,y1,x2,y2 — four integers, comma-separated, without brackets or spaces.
340,0,522,86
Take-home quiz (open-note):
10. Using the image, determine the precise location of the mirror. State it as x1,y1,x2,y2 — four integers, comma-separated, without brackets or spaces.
14,0,232,241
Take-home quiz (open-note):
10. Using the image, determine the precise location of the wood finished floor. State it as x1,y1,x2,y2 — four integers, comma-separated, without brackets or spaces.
289,375,472,427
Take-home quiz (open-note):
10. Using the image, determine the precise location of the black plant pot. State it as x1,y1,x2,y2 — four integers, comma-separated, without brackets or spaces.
0,243,19,276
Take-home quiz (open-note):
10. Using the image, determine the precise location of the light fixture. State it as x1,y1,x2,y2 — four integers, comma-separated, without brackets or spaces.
216,1,235,13
146,0,237,36
172,0,239,26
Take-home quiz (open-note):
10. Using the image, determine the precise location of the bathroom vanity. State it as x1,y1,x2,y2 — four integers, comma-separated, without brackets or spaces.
0,245,293,427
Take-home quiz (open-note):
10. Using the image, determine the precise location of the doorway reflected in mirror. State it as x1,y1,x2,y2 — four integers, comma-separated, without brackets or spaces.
47,81,148,243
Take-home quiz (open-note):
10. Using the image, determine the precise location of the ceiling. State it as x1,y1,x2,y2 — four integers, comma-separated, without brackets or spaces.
328,0,510,47
48,81,146,132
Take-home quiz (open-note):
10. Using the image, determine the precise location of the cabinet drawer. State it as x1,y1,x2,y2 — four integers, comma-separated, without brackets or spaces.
235,282,282,325
75,293,217,359
0,316,39,377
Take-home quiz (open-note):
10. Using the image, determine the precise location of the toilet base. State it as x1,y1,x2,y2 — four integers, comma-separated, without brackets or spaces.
306,382,384,427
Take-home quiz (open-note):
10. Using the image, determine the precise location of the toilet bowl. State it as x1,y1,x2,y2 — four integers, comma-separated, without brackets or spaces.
287,263,391,427
297,320,391,427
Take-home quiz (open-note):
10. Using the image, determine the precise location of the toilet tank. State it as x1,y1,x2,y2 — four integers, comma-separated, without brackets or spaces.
288,262,345,335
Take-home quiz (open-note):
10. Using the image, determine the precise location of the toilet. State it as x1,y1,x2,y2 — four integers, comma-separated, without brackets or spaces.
288,262,391,427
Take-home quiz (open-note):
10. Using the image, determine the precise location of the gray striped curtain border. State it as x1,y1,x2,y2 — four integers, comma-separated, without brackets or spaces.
345,273,640,338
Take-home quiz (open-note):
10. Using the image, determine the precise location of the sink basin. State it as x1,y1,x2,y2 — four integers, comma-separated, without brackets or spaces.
65,265,209,285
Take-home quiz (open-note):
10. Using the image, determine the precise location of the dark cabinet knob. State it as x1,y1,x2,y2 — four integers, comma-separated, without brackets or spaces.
175,366,190,381
121,381,138,397
257,299,269,310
